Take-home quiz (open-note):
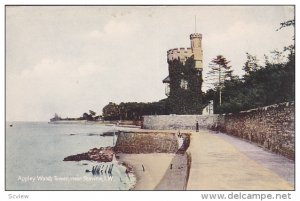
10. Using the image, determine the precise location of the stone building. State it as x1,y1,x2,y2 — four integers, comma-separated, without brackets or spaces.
163,33,204,114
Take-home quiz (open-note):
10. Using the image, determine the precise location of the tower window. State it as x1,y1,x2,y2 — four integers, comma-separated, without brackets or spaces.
180,79,188,90
165,83,170,96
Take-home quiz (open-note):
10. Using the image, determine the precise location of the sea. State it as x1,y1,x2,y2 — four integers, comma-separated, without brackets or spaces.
5,121,136,190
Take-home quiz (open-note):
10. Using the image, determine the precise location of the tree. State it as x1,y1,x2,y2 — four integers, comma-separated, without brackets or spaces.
206,55,232,106
88,110,97,120
203,19,294,114
269,50,288,65
243,52,260,75
276,19,295,31
102,102,120,120
82,112,93,121
277,19,295,55
102,101,168,121
89,110,96,116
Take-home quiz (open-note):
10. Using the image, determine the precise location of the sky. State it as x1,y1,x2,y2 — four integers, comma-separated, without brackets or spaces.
6,6,294,121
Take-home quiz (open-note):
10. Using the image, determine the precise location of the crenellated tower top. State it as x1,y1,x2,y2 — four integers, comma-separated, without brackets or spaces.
167,33,203,70
190,33,202,39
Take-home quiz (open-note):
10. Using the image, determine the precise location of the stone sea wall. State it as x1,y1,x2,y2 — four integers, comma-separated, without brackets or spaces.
216,102,295,160
114,131,190,154
114,132,179,154
142,115,218,130
142,102,295,159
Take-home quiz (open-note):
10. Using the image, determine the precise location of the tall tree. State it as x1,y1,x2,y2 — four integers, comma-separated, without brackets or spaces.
206,55,232,105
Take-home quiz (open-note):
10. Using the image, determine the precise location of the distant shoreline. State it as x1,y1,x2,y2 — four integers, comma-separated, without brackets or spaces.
48,120,102,124
48,120,141,128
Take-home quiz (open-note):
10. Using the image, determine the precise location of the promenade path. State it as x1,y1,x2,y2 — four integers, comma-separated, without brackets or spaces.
187,130,294,190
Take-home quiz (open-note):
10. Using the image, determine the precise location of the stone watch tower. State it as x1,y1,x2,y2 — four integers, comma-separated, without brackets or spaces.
163,33,204,114
190,33,203,70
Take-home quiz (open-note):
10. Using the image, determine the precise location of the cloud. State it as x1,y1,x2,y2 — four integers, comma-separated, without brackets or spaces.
6,59,105,121
6,55,165,121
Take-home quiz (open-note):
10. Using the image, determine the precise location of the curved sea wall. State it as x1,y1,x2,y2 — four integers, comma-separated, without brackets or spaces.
114,132,187,154
114,131,191,190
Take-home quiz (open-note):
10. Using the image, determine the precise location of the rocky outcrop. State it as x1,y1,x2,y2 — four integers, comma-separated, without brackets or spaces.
63,146,114,162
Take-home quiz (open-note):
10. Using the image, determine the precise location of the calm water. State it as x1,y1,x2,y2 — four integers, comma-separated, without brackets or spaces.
6,122,135,190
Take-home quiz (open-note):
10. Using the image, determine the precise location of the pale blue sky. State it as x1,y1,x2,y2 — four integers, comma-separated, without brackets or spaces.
6,6,294,121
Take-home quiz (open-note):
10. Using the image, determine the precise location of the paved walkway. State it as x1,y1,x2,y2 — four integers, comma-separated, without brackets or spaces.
187,130,294,190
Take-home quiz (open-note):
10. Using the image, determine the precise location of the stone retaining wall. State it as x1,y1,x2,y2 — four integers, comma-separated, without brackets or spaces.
142,102,295,159
114,132,179,154
216,102,295,160
142,115,218,130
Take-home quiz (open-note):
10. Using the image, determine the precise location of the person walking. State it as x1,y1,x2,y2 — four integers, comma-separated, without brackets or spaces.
196,121,199,132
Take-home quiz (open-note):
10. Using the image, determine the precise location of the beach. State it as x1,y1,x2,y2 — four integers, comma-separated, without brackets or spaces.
113,129,190,190
117,153,188,190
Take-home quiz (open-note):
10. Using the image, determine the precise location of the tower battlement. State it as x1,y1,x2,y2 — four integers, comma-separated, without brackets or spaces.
167,33,203,69
190,33,202,39
167,47,193,63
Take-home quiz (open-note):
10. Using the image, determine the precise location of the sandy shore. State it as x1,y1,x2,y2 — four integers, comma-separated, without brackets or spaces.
117,153,189,190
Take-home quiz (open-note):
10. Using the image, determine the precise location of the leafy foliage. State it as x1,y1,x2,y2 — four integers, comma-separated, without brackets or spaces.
102,102,120,120
276,19,295,31
204,49,295,114
102,100,167,121
204,19,294,114
243,53,261,74
166,57,203,114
